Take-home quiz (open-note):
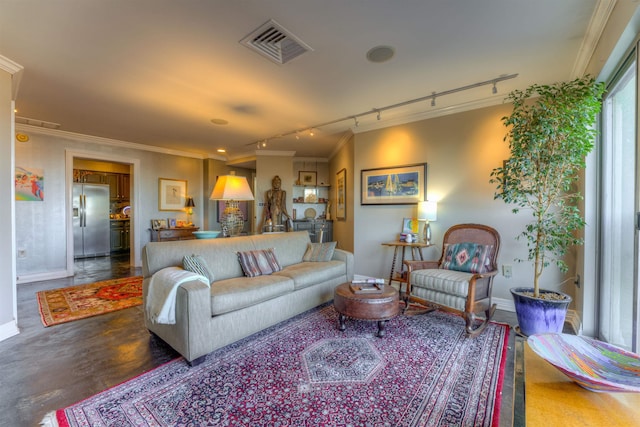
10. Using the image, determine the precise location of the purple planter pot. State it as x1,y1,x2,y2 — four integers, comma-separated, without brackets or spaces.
510,287,572,336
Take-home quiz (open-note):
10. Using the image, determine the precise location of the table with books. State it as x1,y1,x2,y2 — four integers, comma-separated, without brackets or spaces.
333,278,400,337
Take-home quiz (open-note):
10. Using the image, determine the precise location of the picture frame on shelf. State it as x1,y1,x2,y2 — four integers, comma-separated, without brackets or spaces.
402,218,419,234
159,178,187,211
151,219,167,230
361,163,427,205
298,171,317,186
168,218,177,228
336,168,346,220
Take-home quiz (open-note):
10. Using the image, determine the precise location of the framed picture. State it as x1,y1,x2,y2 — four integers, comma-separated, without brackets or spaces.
402,218,419,234
336,168,346,220
168,218,177,228
151,219,168,230
159,178,187,211
298,171,317,186
361,163,427,205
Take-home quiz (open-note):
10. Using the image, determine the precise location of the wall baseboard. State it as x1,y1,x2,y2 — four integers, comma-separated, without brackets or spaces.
17,269,71,285
0,320,20,342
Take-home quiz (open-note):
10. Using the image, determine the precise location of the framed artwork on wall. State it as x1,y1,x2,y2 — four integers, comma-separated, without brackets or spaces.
336,168,346,220
159,178,187,211
298,171,317,186
361,163,426,205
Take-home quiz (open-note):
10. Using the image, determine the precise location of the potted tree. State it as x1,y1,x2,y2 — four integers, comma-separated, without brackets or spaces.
490,76,605,336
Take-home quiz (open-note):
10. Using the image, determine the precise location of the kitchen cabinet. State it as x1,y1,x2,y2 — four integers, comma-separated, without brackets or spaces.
106,173,130,201
293,220,332,243
110,220,130,252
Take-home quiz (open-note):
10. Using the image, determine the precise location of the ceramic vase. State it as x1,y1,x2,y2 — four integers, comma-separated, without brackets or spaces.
510,287,572,336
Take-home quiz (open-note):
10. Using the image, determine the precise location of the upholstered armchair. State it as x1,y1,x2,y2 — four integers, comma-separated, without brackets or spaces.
403,223,501,337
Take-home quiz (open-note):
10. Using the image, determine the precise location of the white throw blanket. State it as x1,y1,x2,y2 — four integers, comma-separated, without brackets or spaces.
146,267,209,325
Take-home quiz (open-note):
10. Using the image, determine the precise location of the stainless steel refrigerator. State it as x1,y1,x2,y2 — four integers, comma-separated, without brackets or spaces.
73,183,110,258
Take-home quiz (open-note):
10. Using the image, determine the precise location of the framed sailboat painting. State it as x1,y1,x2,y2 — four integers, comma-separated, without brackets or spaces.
361,163,426,205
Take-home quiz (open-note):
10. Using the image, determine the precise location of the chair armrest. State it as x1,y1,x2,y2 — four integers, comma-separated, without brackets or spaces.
404,260,439,272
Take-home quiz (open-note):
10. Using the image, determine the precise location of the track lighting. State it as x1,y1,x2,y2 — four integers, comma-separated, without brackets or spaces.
244,73,518,149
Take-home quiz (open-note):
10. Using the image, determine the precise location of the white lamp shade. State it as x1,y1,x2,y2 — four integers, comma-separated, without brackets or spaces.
210,175,254,201
418,200,437,221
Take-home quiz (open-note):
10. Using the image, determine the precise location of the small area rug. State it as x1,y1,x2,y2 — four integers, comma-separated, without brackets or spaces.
46,304,508,426
37,276,143,327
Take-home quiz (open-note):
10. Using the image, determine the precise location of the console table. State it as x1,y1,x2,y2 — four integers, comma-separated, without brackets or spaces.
381,241,430,287
150,227,199,242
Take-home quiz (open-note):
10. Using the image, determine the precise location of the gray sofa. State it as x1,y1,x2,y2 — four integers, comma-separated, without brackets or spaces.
142,231,354,364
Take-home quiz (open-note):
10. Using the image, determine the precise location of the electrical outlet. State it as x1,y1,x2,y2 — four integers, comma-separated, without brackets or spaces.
17,248,26,258
502,264,512,278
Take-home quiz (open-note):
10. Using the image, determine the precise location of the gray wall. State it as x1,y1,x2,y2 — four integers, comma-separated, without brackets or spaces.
14,128,203,281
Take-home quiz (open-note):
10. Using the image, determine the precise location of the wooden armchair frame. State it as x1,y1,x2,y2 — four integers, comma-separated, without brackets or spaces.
404,223,501,337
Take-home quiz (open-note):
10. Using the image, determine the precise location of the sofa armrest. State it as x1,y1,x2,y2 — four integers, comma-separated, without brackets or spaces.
332,249,355,281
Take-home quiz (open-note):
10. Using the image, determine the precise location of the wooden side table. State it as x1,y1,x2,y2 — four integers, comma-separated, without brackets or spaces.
333,282,400,337
150,227,199,242
381,241,430,286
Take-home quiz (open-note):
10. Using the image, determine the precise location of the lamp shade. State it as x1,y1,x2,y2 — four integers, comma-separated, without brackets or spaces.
185,197,195,208
418,200,437,221
210,174,254,201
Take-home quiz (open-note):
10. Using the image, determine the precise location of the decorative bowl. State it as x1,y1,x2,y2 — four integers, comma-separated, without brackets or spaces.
528,333,640,392
192,231,221,239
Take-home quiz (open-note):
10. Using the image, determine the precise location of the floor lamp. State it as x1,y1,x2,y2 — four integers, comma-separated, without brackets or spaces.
210,172,254,237
418,200,437,244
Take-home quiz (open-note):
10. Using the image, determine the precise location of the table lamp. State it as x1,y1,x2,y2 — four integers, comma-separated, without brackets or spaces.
210,172,254,236
184,197,195,225
418,200,437,244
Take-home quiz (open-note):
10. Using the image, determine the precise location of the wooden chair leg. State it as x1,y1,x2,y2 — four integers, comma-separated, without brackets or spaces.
464,304,496,337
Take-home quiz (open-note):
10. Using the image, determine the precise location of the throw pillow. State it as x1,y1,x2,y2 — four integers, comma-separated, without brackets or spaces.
237,248,282,277
183,254,215,283
303,241,337,262
441,242,493,274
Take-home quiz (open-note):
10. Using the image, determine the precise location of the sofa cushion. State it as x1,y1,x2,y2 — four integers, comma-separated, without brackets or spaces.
303,241,337,262
210,275,294,315
441,242,493,274
237,248,282,277
274,260,345,290
182,254,214,283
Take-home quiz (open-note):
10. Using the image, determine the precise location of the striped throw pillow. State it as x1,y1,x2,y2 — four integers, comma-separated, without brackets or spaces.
303,241,337,262
183,254,215,283
237,248,282,277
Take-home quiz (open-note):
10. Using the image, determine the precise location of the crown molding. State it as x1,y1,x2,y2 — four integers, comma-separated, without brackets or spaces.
572,0,618,77
0,55,24,100
15,124,206,159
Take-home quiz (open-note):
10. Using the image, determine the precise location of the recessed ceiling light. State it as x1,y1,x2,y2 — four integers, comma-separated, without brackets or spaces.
210,118,229,125
217,149,226,153
366,45,395,63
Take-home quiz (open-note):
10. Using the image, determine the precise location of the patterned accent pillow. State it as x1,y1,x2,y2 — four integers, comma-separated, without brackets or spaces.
303,241,337,262
182,254,215,283
237,248,282,277
441,242,493,274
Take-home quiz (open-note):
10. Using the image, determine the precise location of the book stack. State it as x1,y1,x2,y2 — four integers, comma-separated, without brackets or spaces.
350,277,385,294
399,233,419,242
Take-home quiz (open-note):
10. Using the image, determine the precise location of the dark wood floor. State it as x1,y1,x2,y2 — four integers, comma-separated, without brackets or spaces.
0,255,522,427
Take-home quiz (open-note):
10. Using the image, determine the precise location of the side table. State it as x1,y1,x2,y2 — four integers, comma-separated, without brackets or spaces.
333,282,400,337
381,241,431,287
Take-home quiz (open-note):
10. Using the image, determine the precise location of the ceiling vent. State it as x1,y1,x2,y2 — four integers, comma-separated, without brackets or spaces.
240,19,312,65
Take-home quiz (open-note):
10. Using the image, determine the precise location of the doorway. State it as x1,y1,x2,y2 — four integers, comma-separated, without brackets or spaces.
65,150,141,276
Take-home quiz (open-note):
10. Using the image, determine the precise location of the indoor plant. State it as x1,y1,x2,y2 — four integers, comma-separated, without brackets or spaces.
490,76,605,336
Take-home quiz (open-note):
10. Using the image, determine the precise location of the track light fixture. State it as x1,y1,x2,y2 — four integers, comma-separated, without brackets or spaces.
245,73,518,149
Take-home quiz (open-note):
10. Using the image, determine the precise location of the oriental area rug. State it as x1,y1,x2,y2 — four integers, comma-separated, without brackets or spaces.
37,276,143,327
45,304,508,427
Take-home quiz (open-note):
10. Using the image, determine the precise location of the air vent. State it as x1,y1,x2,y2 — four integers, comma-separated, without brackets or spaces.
240,19,312,65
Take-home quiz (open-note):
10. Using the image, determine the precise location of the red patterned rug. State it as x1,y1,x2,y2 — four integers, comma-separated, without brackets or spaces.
37,276,143,327
46,304,508,426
